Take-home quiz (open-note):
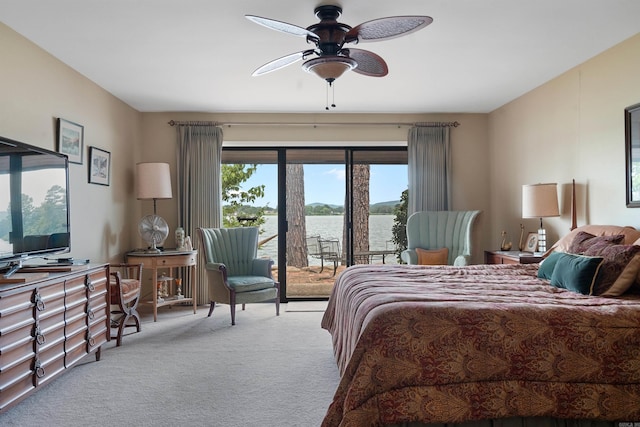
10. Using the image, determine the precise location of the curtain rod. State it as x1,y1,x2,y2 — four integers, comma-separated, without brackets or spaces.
168,120,459,128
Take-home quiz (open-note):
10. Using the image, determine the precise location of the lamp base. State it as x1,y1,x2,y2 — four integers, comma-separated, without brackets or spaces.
537,228,547,253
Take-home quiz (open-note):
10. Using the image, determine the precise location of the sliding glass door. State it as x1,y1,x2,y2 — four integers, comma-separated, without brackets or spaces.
285,149,347,298
221,146,407,301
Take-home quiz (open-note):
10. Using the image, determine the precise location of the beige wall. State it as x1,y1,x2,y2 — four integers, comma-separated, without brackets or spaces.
140,112,491,262
488,33,640,251
0,23,142,264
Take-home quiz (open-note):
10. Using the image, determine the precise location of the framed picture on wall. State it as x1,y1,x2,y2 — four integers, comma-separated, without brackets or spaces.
56,118,84,164
625,102,640,207
88,146,110,186
525,232,539,252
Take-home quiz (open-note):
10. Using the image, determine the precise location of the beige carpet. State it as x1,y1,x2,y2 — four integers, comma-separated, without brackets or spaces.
1,302,340,427
285,301,329,312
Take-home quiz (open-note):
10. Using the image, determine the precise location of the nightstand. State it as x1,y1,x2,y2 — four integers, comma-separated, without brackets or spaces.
125,249,197,322
485,250,543,265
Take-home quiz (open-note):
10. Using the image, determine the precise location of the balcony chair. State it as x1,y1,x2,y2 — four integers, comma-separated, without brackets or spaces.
197,227,280,325
109,263,143,346
306,235,341,276
401,210,481,266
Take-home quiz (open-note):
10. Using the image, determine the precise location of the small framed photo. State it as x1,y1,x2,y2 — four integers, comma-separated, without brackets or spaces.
56,118,84,164
525,232,539,252
88,147,110,186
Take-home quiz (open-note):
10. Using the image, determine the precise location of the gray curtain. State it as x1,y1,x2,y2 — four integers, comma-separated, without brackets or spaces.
407,126,451,215
176,124,223,305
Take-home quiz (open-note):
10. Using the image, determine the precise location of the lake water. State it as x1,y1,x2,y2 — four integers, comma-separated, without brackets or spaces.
257,214,398,265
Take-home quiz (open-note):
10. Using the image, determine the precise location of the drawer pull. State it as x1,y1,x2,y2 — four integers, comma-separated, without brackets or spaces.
87,309,95,320
87,333,95,347
34,293,45,311
34,360,45,378
86,279,95,292
34,327,46,345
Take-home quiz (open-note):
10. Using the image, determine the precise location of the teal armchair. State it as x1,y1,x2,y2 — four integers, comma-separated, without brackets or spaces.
401,210,481,266
197,227,280,325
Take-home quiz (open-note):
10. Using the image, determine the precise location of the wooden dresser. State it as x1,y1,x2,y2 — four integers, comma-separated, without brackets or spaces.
0,264,109,412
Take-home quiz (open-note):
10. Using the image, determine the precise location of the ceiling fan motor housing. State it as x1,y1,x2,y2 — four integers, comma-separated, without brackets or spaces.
308,5,352,55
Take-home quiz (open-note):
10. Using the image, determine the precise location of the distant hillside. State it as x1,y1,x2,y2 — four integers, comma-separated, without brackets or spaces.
306,202,342,209
370,200,401,214
306,201,400,209
371,200,401,209
259,200,402,215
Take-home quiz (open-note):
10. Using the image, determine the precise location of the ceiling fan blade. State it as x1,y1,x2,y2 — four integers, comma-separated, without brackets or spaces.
246,15,319,40
346,49,388,77
252,51,312,76
345,16,433,43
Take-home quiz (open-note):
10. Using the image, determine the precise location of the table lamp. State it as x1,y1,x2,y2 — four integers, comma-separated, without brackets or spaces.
522,183,560,253
137,162,172,252
137,162,173,214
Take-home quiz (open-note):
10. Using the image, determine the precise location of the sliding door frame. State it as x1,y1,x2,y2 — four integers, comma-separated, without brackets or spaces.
222,145,407,302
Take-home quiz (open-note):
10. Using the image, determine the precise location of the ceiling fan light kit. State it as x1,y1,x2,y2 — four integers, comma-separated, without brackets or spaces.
302,55,357,82
246,4,432,108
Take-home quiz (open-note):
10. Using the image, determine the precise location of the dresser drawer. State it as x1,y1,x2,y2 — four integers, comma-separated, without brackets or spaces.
0,288,33,317
0,323,34,360
0,356,35,411
36,341,66,387
64,328,88,367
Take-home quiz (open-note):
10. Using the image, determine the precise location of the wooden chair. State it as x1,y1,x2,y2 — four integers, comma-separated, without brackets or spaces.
109,263,142,346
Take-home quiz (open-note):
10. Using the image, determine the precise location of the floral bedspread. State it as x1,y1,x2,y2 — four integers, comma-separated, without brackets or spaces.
320,264,640,427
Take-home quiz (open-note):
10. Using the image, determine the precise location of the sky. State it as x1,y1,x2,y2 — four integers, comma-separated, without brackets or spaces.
0,169,64,211
242,164,407,207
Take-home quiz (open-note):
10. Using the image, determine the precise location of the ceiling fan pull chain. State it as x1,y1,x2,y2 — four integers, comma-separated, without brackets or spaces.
325,80,336,110
325,81,330,110
331,81,336,108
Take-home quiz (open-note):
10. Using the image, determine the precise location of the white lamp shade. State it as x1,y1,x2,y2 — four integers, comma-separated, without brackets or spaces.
522,183,560,218
136,162,173,200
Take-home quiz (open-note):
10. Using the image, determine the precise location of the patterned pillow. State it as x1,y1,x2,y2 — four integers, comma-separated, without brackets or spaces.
549,253,604,295
582,243,640,296
567,231,625,254
416,247,449,265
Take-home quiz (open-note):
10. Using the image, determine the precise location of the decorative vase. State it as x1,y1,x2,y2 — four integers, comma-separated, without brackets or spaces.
175,278,183,299
518,224,525,251
500,230,512,251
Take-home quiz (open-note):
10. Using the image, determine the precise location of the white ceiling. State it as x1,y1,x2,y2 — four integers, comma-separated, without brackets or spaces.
1,0,639,114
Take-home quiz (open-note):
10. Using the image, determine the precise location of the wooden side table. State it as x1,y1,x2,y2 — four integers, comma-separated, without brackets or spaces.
125,250,197,322
485,250,543,265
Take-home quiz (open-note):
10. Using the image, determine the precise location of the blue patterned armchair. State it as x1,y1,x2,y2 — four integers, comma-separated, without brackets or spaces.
197,227,280,325
401,210,481,266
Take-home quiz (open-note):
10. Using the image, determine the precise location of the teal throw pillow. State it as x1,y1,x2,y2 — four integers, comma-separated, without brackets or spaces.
537,251,564,280
549,253,604,295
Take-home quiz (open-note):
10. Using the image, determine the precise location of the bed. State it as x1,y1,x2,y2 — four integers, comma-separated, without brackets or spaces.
320,226,640,427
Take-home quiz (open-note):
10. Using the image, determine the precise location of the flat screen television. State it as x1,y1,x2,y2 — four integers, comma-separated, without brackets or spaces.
0,135,71,277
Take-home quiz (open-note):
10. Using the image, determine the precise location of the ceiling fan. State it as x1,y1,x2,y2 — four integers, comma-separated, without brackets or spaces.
246,5,432,85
